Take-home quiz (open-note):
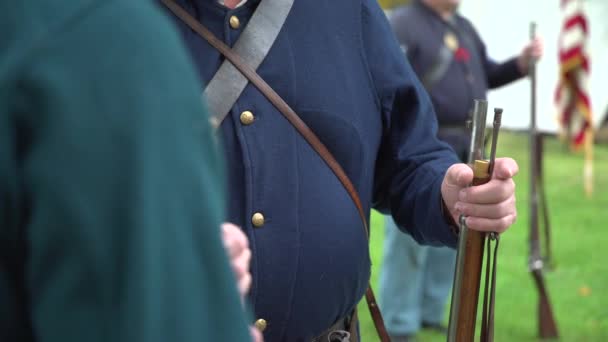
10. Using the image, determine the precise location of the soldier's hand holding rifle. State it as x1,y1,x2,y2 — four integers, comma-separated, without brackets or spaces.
441,158,519,233
443,105,514,341
518,36,544,75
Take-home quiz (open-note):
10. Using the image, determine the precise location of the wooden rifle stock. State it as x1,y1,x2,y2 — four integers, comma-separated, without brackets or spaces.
448,162,491,342
531,268,559,338
529,22,559,339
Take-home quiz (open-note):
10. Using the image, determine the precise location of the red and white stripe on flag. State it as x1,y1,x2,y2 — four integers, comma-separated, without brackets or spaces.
555,0,592,148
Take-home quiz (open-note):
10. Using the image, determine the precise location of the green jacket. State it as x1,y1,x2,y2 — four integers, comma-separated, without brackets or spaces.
0,1,249,341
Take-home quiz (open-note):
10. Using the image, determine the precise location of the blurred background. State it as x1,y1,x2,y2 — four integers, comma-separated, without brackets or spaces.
358,1,608,341
380,0,608,134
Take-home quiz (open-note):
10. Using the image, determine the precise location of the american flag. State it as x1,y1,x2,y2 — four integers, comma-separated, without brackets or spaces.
555,0,594,195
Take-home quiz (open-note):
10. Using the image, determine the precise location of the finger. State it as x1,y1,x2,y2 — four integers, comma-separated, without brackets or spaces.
250,326,264,342
455,195,515,219
223,223,249,248
535,37,544,46
445,163,473,187
232,248,252,278
491,158,519,180
222,222,240,233
459,178,515,204
222,234,240,258
531,37,543,47
222,223,248,257
222,235,238,257
238,272,252,297
463,213,517,233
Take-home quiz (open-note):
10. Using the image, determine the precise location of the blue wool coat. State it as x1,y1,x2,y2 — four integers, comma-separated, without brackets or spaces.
166,0,460,340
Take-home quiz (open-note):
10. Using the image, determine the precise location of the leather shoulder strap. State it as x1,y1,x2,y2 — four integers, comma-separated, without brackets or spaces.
161,1,390,340
162,0,370,238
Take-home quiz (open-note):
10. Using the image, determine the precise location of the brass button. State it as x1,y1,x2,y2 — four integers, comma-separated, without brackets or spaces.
251,212,265,227
254,318,267,332
240,110,255,125
229,15,240,29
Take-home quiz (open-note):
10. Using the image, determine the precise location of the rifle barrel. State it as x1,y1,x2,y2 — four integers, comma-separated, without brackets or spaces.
448,100,489,342
488,108,502,176
528,21,559,339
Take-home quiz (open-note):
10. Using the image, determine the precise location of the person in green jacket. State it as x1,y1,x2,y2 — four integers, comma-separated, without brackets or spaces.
0,1,255,341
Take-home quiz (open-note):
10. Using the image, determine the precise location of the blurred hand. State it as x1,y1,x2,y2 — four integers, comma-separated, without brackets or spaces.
250,327,264,342
518,36,544,74
221,222,252,300
221,224,264,342
441,158,518,233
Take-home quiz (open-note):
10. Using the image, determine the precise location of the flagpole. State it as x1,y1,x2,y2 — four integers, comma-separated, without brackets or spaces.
584,127,593,197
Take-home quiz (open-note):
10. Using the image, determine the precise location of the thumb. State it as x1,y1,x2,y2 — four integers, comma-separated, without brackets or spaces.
445,163,473,188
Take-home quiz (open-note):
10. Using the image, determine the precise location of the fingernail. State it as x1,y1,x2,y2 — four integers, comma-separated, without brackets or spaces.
455,203,463,212
459,190,467,201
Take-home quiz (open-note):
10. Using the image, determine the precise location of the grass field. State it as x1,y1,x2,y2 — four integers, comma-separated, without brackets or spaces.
357,131,608,341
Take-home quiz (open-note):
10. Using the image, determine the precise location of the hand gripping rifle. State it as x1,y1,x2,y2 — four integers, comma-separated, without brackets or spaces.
528,22,559,339
447,100,502,342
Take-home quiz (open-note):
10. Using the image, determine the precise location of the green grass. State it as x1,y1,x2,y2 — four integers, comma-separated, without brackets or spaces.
357,131,608,341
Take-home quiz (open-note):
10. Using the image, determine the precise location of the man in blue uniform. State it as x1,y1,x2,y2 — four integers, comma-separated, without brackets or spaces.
165,0,520,341
379,0,543,340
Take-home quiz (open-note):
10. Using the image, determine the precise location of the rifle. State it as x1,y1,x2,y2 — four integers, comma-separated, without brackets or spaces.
528,22,559,339
447,100,502,342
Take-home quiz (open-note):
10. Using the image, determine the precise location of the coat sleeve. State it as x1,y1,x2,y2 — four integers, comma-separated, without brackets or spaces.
484,55,524,89
1,2,250,342
361,0,459,247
